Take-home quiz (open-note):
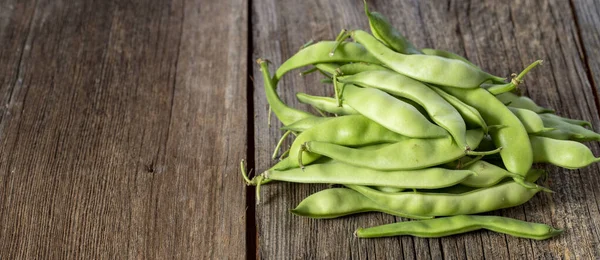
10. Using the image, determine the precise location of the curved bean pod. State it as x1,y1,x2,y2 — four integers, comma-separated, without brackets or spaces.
346,180,543,217
342,84,449,138
337,63,391,75
314,63,340,76
340,71,467,149
305,129,489,171
264,162,476,189
440,87,532,177
274,41,381,85
290,188,431,220
540,113,592,128
530,135,600,169
280,117,332,133
258,59,315,126
355,215,562,240
421,48,479,69
461,161,518,187
534,129,589,141
496,92,554,114
351,30,504,88
537,114,600,141
429,86,488,132
296,93,358,116
508,107,554,134
278,115,409,170
425,168,545,194
364,1,422,54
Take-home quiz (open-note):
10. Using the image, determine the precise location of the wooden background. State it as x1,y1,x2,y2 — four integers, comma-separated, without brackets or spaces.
0,0,599,259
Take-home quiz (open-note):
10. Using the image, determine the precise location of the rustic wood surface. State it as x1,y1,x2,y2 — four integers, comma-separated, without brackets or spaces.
0,0,248,259
0,0,599,259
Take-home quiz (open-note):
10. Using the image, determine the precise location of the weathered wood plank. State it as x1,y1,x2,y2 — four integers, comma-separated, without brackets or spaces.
0,0,248,258
252,0,600,258
571,0,600,99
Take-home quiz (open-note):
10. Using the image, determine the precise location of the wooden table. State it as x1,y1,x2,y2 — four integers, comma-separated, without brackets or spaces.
1,0,599,258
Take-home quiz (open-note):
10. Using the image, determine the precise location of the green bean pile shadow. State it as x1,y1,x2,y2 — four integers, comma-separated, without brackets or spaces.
241,1,600,240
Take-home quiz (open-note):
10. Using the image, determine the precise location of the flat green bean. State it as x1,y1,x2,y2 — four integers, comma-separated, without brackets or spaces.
496,92,554,113
263,161,476,189
305,129,497,171
421,48,479,69
429,85,488,132
278,115,409,170
355,215,562,240
540,113,592,128
441,87,532,177
314,63,340,76
274,41,381,85
530,135,600,169
296,93,357,116
364,1,422,55
258,59,315,126
508,107,554,134
460,161,519,187
280,116,332,133
336,63,391,75
342,84,449,138
424,168,544,194
290,188,431,219
346,180,543,217
536,114,600,141
350,30,505,88
340,71,468,149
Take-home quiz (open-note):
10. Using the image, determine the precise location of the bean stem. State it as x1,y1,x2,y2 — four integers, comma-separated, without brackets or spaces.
272,130,293,160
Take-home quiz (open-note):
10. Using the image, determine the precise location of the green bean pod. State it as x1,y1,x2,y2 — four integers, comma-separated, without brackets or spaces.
263,162,476,189
351,30,504,88
296,93,358,116
274,41,381,85
346,180,543,217
425,168,545,194
495,92,554,114
534,129,589,141
280,117,332,133
508,107,554,134
290,188,431,220
421,48,480,69
258,59,315,126
314,63,340,77
336,63,391,75
342,84,449,138
355,215,562,240
305,129,487,171
441,87,532,177
460,161,519,187
340,71,468,149
429,86,488,132
540,113,592,128
364,1,422,55
530,135,600,169
277,115,408,170
536,114,600,141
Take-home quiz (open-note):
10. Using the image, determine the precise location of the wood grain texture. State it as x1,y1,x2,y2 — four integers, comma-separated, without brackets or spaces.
571,0,600,98
0,0,248,258
252,0,600,259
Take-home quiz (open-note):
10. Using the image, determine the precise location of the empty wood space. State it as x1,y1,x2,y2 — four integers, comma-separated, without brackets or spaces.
0,0,598,259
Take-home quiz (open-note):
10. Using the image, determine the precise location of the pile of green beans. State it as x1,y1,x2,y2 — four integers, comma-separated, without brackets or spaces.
241,2,600,241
